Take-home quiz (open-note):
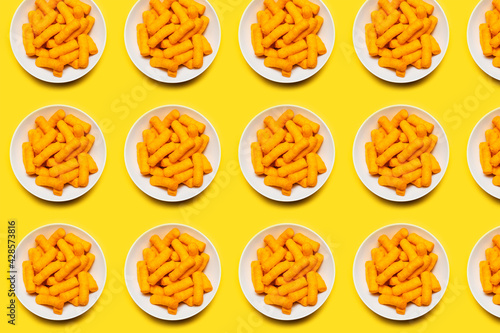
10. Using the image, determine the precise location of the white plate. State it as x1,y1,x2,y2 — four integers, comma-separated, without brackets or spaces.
10,105,107,202
353,0,449,83
124,105,221,202
238,105,335,202
124,0,221,83
468,0,500,81
238,0,335,83
15,223,107,321
353,104,449,202
124,224,221,321
10,0,107,84
468,226,500,317
467,108,500,199
353,223,449,321
238,223,335,321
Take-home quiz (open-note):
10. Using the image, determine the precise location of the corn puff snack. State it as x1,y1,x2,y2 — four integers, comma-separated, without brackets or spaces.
22,0,99,77
479,2,500,68
364,0,441,78
21,109,99,196
479,116,500,186
251,0,327,77
251,109,327,196
137,0,213,78
22,227,99,315
136,110,213,196
137,228,213,315
365,228,441,315
364,109,441,196
479,235,500,305
251,228,327,314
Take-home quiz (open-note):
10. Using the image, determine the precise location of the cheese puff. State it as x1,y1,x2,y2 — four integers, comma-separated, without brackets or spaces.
54,256,81,282
292,233,320,253
84,253,95,272
169,257,196,282
366,261,379,294
36,295,63,310
179,233,206,253
65,0,91,15
34,261,64,285
264,175,292,191
378,235,396,252
197,253,210,273
480,142,493,175
408,255,432,279
66,254,89,279
376,142,406,168
278,276,308,296
376,9,403,39
283,256,310,282
33,10,59,36
292,0,319,14
420,271,432,306
65,18,89,42
148,247,173,273
376,128,402,154
392,39,422,59
137,24,150,56
393,277,422,297
137,143,150,175
295,255,318,279
23,261,37,294
286,239,303,261
163,228,181,247
365,143,379,176
262,142,292,167
376,246,402,273
262,247,287,272
57,239,74,262
22,142,36,175
49,276,80,296
407,233,434,252
151,295,179,309
36,175,64,191
264,294,292,310
137,261,150,294
251,261,265,293
192,272,204,306
379,294,407,311
378,56,407,72
376,260,406,286
149,261,178,285
282,138,309,163
430,272,441,292
150,234,167,253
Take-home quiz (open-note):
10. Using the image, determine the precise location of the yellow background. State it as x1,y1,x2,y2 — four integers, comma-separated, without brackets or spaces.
1,0,499,332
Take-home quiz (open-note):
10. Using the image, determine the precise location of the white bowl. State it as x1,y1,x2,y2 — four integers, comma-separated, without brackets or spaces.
124,105,221,202
238,105,335,202
353,104,449,202
10,0,107,84
467,108,500,199
353,223,449,321
238,223,335,321
124,224,221,321
468,0,500,81
15,223,107,321
353,0,449,83
238,0,335,83
10,105,107,202
468,226,500,317
125,0,221,83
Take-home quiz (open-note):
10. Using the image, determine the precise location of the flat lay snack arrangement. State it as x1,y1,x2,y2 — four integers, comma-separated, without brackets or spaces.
4,0,500,332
